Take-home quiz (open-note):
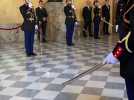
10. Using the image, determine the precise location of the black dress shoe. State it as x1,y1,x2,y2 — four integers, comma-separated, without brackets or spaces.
71,43,75,46
106,33,110,35
89,34,93,37
42,39,47,43
104,33,110,35
67,43,75,46
31,53,37,56
94,37,100,39
26,54,32,57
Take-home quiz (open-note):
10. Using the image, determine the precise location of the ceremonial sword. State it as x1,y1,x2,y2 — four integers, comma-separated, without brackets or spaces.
62,63,106,86
101,18,114,27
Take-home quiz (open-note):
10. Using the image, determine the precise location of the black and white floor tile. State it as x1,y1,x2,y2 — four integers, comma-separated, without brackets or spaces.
0,35,128,100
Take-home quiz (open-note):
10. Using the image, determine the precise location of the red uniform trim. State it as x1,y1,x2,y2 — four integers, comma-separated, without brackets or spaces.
113,47,124,59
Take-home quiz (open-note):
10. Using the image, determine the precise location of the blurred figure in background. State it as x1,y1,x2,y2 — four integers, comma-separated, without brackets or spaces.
93,0,101,39
102,0,110,35
36,0,48,43
116,0,130,40
82,0,93,38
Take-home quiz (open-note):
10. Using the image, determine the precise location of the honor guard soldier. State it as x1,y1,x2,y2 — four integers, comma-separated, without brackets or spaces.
36,0,48,43
82,0,93,38
64,0,77,46
93,0,101,39
102,0,110,35
116,0,130,40
103,1,134,99
20,0,37,57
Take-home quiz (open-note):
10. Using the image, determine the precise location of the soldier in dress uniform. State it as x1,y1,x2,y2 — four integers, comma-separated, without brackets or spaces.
82,0,93,38
93,0,101,39
36,0,48,43
103,1,134,99
102,0,110,35
116,0,130,40
64,0,77,46
20,0,37,57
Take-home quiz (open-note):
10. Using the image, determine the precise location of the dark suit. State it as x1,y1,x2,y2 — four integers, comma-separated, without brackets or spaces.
64,4,76,46
93,6,101,39
113,1,134,99
102,4,110,35
20,4,36,55
36,7,48,42
82,6,93,38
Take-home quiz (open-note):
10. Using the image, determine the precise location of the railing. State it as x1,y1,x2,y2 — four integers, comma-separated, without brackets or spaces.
0,24,22,43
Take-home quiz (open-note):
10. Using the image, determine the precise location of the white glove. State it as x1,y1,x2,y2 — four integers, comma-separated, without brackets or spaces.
28,2,33,8
116,25,119,32
103,53,119,64
75,22,79,26
43,17,47,22
98,5,101,9
35,25,38,30
72,5,76,10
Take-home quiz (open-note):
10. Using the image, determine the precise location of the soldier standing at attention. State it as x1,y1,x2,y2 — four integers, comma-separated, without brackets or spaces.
82,0,93,38
36,0,48,43
20,0,38,57
93,0,101,39
102,0,110,35
64,0,77,46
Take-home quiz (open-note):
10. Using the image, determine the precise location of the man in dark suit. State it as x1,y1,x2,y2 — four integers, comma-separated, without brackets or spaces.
19,0,37,57
36,0,48,43
102,0,110,35
82,1,93,38
64,0,77,46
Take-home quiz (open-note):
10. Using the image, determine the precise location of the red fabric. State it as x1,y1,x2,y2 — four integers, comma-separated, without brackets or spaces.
113,47,124,59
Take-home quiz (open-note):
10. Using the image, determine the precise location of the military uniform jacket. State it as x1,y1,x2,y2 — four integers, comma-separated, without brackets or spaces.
102,4,110,20
20,4,36,32
64,5,77,25
112,2,134,79
82,6,92,23
36,7,48,23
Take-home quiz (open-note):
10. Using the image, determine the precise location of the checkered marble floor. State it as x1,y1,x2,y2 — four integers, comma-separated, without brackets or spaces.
0,35,128,100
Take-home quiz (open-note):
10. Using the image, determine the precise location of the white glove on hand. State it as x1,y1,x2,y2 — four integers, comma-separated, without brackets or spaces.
116,25,119,32
75,22,79,26
103,53,119,64
72,5,76,10
35,25,38,30
28,2,33,8
43,17,47,22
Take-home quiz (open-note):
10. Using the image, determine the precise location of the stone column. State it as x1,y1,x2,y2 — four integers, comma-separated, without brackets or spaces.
45,2,66,42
